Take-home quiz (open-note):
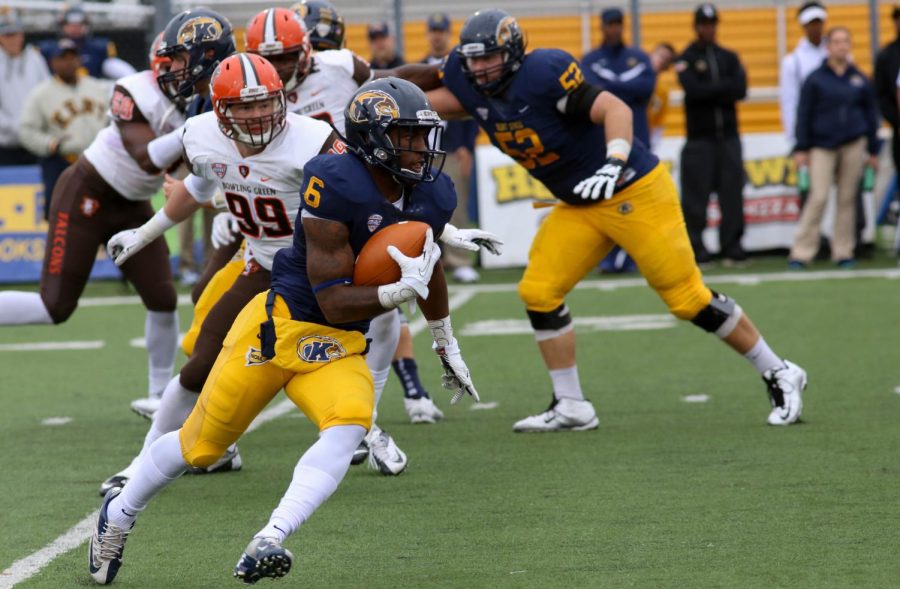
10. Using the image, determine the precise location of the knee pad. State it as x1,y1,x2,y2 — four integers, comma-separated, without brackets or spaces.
518,277,565,314
658,280,712,321
180,438,228,469
144,283,178,313
526,304,573,342
690,290,743,337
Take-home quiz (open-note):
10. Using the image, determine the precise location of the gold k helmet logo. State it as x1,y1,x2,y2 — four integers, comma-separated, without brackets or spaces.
496,16,518,45
177,16,223,46
348,90,400,123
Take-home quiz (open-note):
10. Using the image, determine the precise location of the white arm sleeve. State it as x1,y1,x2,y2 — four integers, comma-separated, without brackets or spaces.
183,173,219,203
779,54,799,145
102,57,137,81
147,125,185,170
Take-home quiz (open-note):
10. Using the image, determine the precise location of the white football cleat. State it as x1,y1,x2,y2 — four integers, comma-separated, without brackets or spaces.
763,360,807,425
366,425,408,475
404,396,444,424
513,397,599,433
130,396,161,421
233,537,293,584
88,488,133,585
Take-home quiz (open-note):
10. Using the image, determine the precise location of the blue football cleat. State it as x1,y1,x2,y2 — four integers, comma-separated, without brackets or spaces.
88,487,133,584
233,537,293,584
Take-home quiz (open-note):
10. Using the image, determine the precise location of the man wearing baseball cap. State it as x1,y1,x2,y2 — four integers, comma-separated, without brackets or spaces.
675,3,749,266
779,2,828,148
367,21,404,69
39,5,134,80
0,7,50,166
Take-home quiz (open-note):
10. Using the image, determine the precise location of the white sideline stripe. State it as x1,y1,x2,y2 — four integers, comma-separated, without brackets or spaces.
41,417,73,426
0,340,104,352
681,395,710,403
0,288,480,587
69,268,900,309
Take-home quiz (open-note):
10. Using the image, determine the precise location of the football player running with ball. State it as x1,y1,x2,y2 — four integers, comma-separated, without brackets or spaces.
88,78,479,585
423,9,806,430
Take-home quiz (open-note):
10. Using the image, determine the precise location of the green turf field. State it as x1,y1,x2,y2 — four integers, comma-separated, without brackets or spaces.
1,261,899,588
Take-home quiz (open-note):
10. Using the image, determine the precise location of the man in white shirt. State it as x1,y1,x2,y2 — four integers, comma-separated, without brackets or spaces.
779,1,828,146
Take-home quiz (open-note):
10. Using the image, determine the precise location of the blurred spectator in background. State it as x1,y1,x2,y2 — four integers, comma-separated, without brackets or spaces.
19,39,110,219
40,5,135,80
420,12,480,282
582,7,655,274
367,21,404,69
790,27,879,270
647,42,675,151
0,8,49,166
677,3,748,266
779,2,828,149
875,7,900,179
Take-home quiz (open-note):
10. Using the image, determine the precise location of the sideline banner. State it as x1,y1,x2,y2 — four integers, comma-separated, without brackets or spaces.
476,133,874,269
0,165,120,283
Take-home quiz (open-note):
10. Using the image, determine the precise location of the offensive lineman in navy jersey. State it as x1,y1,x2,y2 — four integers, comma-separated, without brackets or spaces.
424,9,807,430
88,78,479,585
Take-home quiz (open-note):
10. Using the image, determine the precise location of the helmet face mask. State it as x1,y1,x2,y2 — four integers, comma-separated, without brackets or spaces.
344,79,446,185
156,9,236,102
457,10,525,96
212,54,287,148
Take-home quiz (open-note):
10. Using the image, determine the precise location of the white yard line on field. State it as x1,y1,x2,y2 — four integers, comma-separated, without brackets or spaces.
0,341,105,352
0,289,479,588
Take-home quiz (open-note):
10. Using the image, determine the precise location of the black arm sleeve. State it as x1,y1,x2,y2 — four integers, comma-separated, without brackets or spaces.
564,82,603,122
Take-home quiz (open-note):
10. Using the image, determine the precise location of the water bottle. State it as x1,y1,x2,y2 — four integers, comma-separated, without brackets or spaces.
797,165,810,196
862,165,875,192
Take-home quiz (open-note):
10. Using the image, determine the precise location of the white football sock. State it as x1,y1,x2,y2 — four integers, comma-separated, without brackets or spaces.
550,365,584,401
152,376,199,435
108,431,187,528
0,292,53,324
255,425,365,542
145,310,179,398
744,337,786,375
369,367,390,423
365,310,401,373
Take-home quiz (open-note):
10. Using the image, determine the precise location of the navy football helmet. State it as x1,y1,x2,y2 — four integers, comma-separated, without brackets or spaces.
457,9,525,96
343,77,445,184
156,9,236,102
292,0,345,51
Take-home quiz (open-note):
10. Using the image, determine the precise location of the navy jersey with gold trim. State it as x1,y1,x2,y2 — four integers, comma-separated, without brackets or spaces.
441,48,658,205
271,152,456,334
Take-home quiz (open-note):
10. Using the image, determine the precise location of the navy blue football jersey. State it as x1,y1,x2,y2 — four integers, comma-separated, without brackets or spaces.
271,152,456,334
441,48,659,204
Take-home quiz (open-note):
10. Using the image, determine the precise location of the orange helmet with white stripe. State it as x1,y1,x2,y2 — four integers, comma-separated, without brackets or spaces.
245,7,312,92
148,32,171,78
211,53,286,147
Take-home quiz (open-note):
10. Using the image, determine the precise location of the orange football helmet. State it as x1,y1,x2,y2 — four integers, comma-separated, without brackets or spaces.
148,32,171,78
245,7,312,92
211,53,286,147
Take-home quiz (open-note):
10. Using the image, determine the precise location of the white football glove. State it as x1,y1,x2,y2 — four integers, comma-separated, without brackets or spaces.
107,229,152,266
379,228,441,308
433,338,480,404
440,223,504,255
573,157,626,200
210,212,240,249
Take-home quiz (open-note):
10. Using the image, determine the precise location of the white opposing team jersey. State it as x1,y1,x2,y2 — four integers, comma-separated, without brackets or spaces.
182,111,332,270
83,70,185,200
285,49,361,132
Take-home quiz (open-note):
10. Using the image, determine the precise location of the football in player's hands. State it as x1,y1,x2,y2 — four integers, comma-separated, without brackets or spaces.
353,221,431,286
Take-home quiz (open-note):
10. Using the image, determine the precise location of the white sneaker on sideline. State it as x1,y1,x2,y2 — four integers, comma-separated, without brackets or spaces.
452,266,480,283
513,397,599,433
404,396,444,424
763,360,806,425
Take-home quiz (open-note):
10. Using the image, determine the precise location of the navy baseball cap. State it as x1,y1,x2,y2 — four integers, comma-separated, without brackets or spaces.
61,7,88,25
50,38,79,58
427,12,450,31
367,21,390,40
694,3,719,23
601,8,624,24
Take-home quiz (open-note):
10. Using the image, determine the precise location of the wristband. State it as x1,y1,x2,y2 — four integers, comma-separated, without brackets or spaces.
606,138,631,162
427,316,455,347
138,209,176,241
